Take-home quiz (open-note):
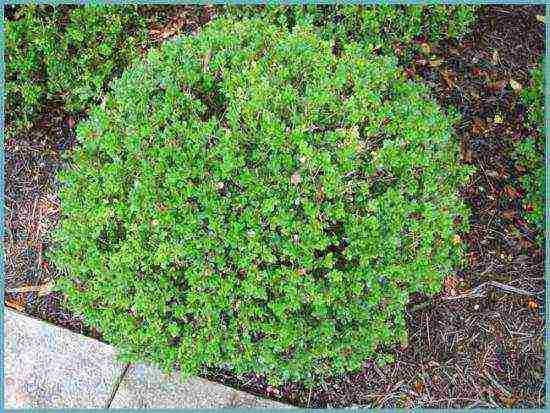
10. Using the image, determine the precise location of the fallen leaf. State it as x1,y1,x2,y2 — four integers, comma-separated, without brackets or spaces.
15,390,29,405
497,394,518,408
38,281,54,296
420,43,431,54
38,196,59,217
472,117,486,134
6,281,53,296
536,14,545,23
291,173,301,185
444,275,459,295
491,50,500,65
509,79,522,92
462,149,473,163
6,300,25,312
498,169,510,180
501,209,516,220
504,185,519,199
452,234,461,245
441,70,455,88
150,17,186,42
429,59,442,67
202,49,212,73
470,90,480,100
341,347,353,356
494,114,503,124
488,79,507,93
67,116,75,129
472,67,485,77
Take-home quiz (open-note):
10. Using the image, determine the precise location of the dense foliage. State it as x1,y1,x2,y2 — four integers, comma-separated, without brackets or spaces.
6,3,478,139
51,17,472,385
5,5,149,136
515,61,545,242
224,4,478,54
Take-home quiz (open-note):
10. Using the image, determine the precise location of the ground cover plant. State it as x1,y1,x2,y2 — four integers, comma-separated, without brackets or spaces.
5,3,545,408
513,61,545,242
50,16,472,385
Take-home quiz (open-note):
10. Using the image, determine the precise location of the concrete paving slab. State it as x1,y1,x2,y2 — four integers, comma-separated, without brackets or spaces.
110,363,291,408
4,308,126,408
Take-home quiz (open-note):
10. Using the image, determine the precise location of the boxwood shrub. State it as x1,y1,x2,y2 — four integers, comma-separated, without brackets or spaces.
51,18,472,385
515,61,545,242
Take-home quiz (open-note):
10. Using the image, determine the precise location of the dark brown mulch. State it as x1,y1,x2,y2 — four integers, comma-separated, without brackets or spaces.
4,108,89,333
4,4,545,409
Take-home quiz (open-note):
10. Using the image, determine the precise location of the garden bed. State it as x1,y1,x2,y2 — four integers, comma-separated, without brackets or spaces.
4,4,545,408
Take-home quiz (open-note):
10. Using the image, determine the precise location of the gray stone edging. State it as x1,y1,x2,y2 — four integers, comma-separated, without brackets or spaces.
4,307,291,409
110,363,289,408
5,307,125,408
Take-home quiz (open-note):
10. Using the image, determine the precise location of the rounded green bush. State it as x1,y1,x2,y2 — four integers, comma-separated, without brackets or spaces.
51,18,471,385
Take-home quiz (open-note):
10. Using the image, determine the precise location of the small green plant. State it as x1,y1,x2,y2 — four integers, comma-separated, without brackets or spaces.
5,4,149,136
51,18,472,386
223,4,478,54
514,61,545,242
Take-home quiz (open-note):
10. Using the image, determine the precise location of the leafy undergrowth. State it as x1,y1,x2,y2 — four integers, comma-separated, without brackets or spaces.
5,4,216,139
5,5,149,138
223,4,477,56
513,62,544,244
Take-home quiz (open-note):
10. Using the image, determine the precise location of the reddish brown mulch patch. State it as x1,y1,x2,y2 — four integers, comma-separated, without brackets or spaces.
4,4,545,408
